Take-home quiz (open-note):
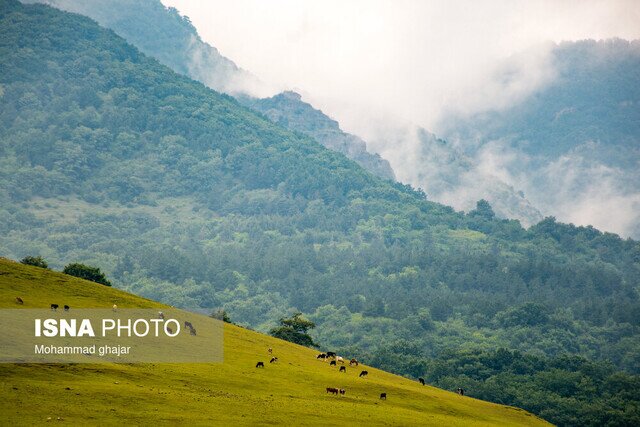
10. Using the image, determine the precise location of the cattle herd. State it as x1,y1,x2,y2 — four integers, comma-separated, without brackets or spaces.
14,296,468,401
255,346,469,402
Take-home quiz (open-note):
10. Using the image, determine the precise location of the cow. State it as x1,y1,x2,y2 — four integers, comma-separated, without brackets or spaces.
158,311,165,320
326,351,336,358
349,358,358,366
326,387,339,395
64,305,70,311
50,304,58,311
256,362,264,368
15,297,23,305
359,370,368,378
167,327,173,334
189,328,197,336
270,357,278,364
184,321,194,330
268,347,273,354
339,366,346,373
418,377,425,385
380,393,387,400
112,304,118,312
339,389,346,395
336,356,345,364
330,360,337,366
316,353,326,360
457,388,465,396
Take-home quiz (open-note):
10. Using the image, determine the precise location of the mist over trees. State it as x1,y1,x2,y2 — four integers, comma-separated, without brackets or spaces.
1,2,639,425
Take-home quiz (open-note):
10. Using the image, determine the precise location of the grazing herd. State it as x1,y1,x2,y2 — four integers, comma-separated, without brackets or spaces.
255,346,469,403
48,303,70,311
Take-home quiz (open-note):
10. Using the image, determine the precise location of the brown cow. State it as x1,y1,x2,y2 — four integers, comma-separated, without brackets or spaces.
326,387,339,395
349,358,358,366
15,297,23,305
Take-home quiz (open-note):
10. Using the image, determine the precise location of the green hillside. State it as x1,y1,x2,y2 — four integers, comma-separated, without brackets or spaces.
0,258,548,425
1,1,639,425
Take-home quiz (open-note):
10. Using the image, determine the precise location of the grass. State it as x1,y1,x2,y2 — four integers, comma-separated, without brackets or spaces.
0,258,550,426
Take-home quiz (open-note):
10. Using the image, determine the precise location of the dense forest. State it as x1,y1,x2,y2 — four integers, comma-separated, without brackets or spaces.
1,1,639,425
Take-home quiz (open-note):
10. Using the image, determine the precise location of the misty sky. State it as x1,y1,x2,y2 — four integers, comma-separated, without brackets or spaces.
162,0,640,136
161,0,639,237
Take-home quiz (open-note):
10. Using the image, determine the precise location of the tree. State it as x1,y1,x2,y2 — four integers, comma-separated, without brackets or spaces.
470,199,496,219
20,255,48,269
269,312,317,347
63,263,111,286
210,308,232,323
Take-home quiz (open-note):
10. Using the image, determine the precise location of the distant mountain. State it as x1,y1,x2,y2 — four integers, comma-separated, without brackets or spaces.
22,0,265,96
440,39,640,237
25,0,395,180
239,91,395,180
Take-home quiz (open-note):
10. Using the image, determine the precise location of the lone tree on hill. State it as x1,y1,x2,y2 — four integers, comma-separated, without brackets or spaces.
63,263,112,286
269,312,317,348
20,255,49,269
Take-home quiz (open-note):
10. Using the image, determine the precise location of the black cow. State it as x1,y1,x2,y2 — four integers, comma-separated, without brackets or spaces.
64,305,70,311
359,370,368,378
326,387,339,395
256,361,264,368
189,328,197,336
317,353,326,359
330,360,337,366
380,393,387,400
167,327,173,334
50,304,58,311
457,388,465,396
339,389,346,395
15,297,23,305
418,377,425,385
326,351,336,358
270,357,278,363
339,366,346,373
184,321,194,329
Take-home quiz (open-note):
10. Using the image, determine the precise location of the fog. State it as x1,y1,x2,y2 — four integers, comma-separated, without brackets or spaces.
162,0,639,132
162,0,640,237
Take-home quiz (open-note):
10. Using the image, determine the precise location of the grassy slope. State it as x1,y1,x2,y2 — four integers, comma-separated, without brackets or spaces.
0,258,548,426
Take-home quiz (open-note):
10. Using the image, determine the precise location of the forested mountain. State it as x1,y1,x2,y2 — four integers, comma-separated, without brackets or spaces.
24,0,395,180
238,91,395,180
22,0,264,96
440,39,640,238
1,1,639,425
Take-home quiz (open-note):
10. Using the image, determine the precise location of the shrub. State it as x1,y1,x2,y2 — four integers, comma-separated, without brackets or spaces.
63,263,111,286
20,255,48,269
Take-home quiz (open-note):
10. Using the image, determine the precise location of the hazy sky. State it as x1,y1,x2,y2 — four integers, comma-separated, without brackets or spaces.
162,0,640,135
161,0,639,237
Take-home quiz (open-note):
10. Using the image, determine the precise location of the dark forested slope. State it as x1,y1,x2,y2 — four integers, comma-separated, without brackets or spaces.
1,2,639,425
